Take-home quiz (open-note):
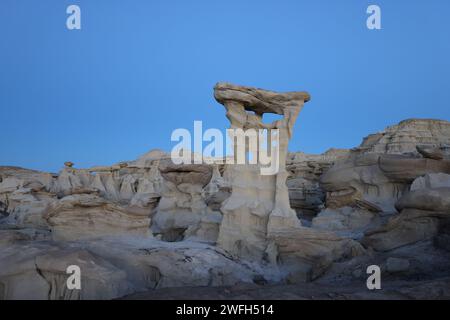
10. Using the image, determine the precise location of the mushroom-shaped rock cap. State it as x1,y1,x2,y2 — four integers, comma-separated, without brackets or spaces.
214,82,310,115
64,161,74,168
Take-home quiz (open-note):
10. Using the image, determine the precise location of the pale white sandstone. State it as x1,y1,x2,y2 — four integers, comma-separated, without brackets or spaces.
410,173,450,191
214,82,310,261
152,161,215,242
119,174,137,201
0,177,23,194
312,207,376,234
2,87,450,299
285,150,348,220
267,226,365,282
212,83,368,283
357,119,450,155
44,194,152,241
320,153,450,213
131,149,169,168
0,237,258,299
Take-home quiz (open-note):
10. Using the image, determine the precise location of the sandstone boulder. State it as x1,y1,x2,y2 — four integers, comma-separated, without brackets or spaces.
362,209,441,252
45,194,151,241
268,227,365,282
410,173,450,191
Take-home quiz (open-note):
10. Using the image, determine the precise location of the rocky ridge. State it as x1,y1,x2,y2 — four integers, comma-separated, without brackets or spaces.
1,83,450,299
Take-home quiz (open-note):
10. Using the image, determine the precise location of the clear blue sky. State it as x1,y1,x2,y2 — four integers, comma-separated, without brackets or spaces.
1,0,449,172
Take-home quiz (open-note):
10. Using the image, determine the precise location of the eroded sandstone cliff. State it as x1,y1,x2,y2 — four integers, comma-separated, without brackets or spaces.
1,84,450,299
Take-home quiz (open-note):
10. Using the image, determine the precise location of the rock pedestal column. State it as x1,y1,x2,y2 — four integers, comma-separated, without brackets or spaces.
214,82,310,260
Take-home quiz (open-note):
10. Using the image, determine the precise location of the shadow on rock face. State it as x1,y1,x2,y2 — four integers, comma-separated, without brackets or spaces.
362,175,450,252
320,153,450,213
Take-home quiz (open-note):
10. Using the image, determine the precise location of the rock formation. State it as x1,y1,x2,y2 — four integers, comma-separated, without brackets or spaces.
286,149,349,222
214,82,310,260
45,194,152,241
152,161,217,242
358,118,450,155
213,83,365,282
1,82,450,299
362,173,450,251
311,119,450,287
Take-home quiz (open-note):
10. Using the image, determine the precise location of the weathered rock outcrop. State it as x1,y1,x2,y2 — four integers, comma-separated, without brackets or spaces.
357,119,450,155
286,149,349,221
268,226,365,282
45,194,152,241
320,153,450,213
318,120,450,258
0,167,55,229
152,161,219,242
0,237,257,299
362,173,450,251
213,83,365,282
214,82,310,260
1,82,450,300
